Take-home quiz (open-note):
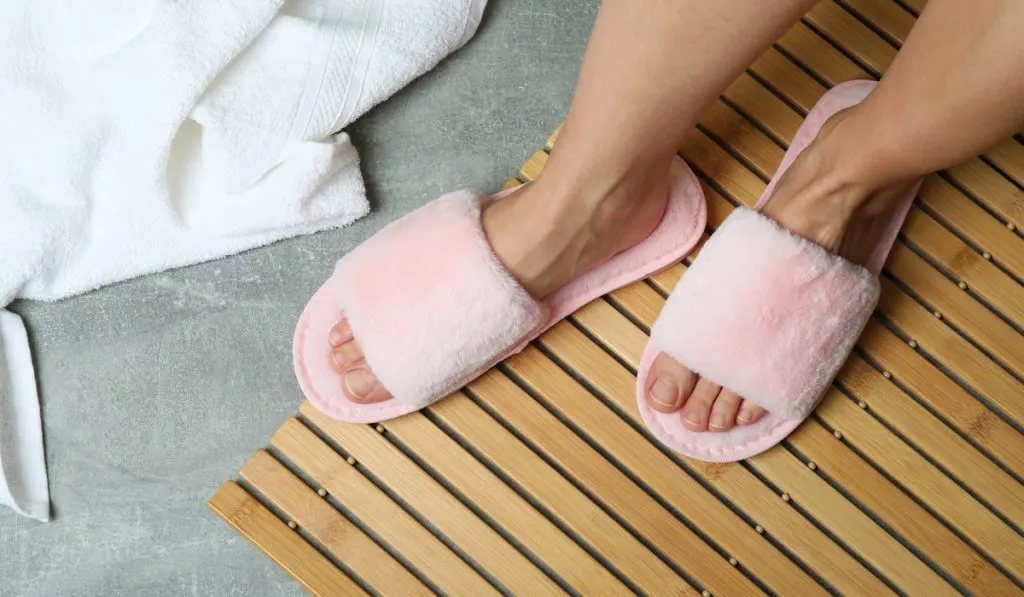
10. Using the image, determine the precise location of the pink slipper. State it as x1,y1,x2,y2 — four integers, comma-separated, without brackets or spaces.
636,81,921,462
295,158,706,423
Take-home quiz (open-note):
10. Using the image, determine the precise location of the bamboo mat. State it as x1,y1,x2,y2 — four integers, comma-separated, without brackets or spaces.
209,1,1024,594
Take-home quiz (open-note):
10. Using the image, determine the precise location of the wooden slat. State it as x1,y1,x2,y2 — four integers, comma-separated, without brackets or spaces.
947,158,1024,230
885,247,1023,376
637,263,1024,538
545,126,561,151
901,209,1024,325
580,287,1024,583
461,372,807,596
839,352,1024,527
777,22,868,84
985,139,1024,188
750,448,957,595
750,48,828,113
567,300,957,593
208,481,367,597
370,410,637,596
805,0,895,74
699,102,781,175
788,422,1019,595
569,302,646,360
239,450,431,596
722,72,804,143
270,419,502,596
517,329,894,596
519,151,547,180
630,270,1024,516
591,269,1024,565
876,277,1024,424
854,315,1024,480
421,397,705,596
917,176,1024,283
838,0,915,43
296,407,571,595
815,393,1024,580
676,131,764,204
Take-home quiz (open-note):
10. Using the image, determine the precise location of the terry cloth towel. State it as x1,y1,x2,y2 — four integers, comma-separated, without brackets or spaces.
0,0,487,521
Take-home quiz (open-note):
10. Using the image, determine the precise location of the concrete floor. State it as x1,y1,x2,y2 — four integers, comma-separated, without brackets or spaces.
1,1,596,594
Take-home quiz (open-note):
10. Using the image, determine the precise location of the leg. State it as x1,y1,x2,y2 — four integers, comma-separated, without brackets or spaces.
648,0,1024,432
328,0,817,403
841,0,1024,186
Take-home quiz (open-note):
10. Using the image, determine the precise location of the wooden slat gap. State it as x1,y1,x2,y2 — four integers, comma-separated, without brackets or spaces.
880,269,1024,378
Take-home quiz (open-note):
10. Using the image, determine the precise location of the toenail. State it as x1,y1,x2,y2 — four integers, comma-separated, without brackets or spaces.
709,413,727,429
329,329,344,345
344,369,376,399
737,409,755,423
685,410,703,425
649,378,680,407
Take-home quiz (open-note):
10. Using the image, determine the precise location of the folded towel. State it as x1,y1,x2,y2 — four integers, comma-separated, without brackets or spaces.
0,0,486,521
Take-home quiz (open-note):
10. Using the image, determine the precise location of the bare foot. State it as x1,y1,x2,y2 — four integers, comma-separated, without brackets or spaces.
328,166,672,403
644,108,916,432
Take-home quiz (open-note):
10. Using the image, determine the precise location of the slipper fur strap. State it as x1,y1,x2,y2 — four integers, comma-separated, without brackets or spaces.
650,207,879,419
333,191,546,408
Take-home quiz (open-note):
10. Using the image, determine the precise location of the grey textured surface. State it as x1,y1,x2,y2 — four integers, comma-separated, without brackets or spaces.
1,1,596,594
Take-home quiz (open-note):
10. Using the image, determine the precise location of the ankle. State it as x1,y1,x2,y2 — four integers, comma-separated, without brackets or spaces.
817,127,925,224
791,114,892,214
484,159,672,300
769,140,865,218
536,158,671,236
814,105,926,200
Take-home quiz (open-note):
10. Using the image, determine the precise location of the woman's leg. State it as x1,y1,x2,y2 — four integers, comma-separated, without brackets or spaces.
328,0,817,404
647,0,1024,432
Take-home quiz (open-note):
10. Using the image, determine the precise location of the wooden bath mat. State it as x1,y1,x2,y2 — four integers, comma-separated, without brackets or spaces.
209,1,1024,594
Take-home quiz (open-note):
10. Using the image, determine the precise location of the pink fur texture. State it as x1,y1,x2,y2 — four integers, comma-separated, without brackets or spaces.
337,191,547,407
296,158,706,423
637,80,921,462
653,207,879,416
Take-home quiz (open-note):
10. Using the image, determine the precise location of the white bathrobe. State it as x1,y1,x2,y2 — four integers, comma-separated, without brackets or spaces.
0,0,485,521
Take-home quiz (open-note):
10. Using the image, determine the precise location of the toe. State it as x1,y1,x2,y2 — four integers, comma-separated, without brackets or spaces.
736,400,767,425
708,390,742,432
329,318,353,348
327,315,394,405
645,352,699,413
342,368,392,404
680,379,721,431
330,340,364,371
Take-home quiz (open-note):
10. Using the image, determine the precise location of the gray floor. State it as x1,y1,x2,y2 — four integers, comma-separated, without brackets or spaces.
1,1,596,594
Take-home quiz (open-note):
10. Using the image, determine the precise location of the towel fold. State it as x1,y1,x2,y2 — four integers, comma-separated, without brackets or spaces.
0,0,486,521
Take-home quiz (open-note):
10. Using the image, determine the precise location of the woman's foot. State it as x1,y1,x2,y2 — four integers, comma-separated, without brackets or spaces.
644,108,917,432
327,162,673,403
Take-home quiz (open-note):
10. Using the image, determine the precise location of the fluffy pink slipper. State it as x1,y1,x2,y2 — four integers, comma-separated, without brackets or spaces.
295,158,706,423
636,81,921,462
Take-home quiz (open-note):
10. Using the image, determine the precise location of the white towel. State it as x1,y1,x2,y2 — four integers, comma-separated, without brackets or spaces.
0,0,486,521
